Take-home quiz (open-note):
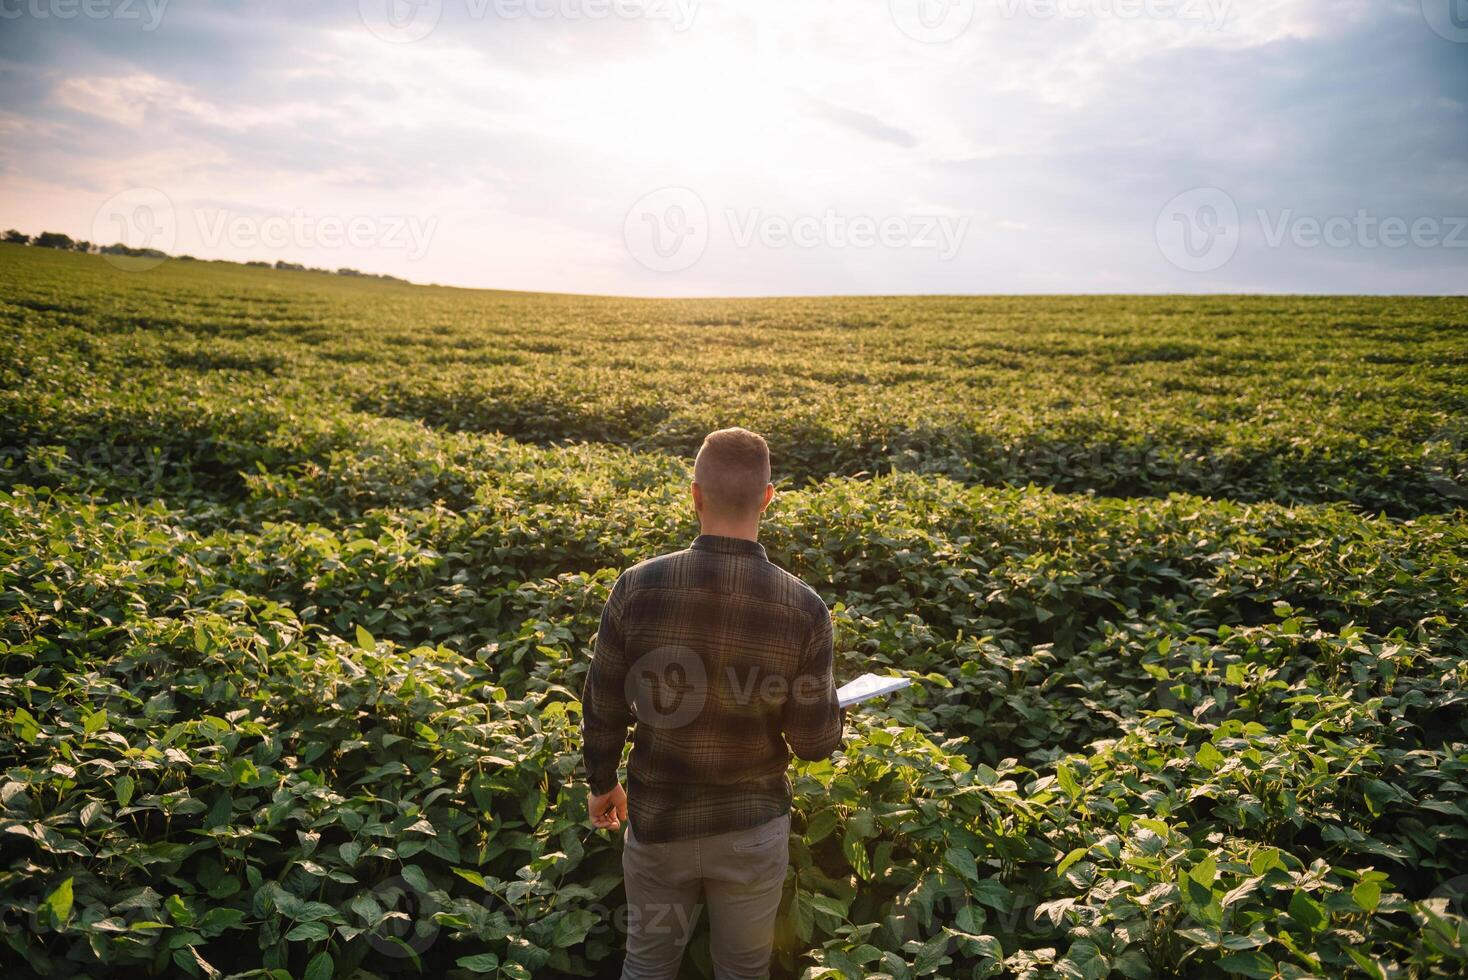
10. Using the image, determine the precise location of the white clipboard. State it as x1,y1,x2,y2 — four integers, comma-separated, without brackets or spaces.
837,673,913,709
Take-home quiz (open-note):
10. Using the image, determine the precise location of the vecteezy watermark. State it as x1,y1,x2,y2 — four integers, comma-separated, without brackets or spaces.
90,189,439,270
1157,187,1468,273
987,432,1247,496
194,209,437,261
1155,188,1240,273
0,0,169,30
624,187,970,273
890,0,976,43
358,0,697,43
17,867,183,943
625,645,709,729
364,874,442,959
1421,0,1468,42
1423,421,1468,503
1427,874,1468,922
1149,643,1238,722
352,866,705,964
92,187,178,271
15,443,183,487
726,210,969,260
891,0,1230,43
623,645,835,729
994,0,1231,29
886,871,1051,969
358,0,441,42
623,187,710,273
1256,211,1468,250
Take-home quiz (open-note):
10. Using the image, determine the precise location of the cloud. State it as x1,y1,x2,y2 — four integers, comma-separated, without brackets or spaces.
0,0,1461,294
52,73,190,127
804,96,919,148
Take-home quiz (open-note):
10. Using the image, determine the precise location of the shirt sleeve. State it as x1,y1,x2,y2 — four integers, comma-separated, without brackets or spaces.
783,601,845,761
581,574,633,795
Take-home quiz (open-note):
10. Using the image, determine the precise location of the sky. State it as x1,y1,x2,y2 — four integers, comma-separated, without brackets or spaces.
0,0,1464,296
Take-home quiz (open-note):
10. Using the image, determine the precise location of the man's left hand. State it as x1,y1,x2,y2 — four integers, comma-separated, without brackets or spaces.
588,783,627,830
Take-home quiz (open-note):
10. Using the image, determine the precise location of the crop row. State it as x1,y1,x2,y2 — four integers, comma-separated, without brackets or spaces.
4,246,1467,514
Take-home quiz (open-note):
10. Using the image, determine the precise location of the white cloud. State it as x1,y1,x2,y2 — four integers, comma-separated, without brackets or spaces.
53,72,214,127
0,0,1459,294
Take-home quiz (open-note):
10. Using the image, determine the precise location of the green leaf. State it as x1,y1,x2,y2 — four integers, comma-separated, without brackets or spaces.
11,707,39,743
355,625,375,650
303,951,333,980
41,877,74,928
1063,938,1110,980
1346,948,1385,980
198,907,246,936
401,865,431,895
1056,764,1078,796
1190,854,1217,891
1287,890,1326,933
971,880,1011,913
823,948,862,979
350,893,381,924
1195,742,1224,771
792,892,814,942
1112,947,1151,980
452,867,488,889
293,901,341,923
1249,847,1284,875
913,933,949,975
1352,881,1381,913
842,834,871,880
166,893,195,927
80,799,105,827
805,808,839,844
944,846,978,882
172,947,200,977
115,774,135,808
810,894,848,921
457,953,500,973
1216,949,1276,979
1056,847,1088,877
551,909,597,946
285,922,330,942
520,789,546,828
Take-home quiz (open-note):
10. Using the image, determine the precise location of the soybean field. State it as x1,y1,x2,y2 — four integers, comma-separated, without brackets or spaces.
2,242,1467,979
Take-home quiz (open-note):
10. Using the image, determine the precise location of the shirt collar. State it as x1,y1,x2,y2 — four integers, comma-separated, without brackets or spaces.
691,534,768,560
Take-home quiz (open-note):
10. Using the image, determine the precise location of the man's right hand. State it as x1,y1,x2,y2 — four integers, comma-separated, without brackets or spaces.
588,783,628,830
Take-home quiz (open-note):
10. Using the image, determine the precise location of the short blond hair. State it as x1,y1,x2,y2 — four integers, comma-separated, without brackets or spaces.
694,427,771,516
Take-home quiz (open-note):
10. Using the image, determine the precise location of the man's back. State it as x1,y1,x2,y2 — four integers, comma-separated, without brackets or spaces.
579,427,843,980
581,534,843,843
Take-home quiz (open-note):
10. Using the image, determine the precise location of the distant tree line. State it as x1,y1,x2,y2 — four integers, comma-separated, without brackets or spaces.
2,228,408,283
6,229,99,252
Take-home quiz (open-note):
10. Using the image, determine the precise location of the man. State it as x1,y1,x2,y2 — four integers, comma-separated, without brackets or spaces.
580,427,845,980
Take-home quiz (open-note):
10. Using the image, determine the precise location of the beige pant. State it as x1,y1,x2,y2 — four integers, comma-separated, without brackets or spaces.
620,813,791,980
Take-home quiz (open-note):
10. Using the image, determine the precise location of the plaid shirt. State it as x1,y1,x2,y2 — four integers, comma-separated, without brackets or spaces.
580,534,844,843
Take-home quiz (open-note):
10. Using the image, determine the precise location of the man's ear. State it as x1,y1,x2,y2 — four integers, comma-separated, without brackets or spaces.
759,483,775,513
691,481,704,513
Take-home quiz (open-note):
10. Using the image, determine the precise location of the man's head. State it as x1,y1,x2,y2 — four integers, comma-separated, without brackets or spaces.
692,427,774,532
